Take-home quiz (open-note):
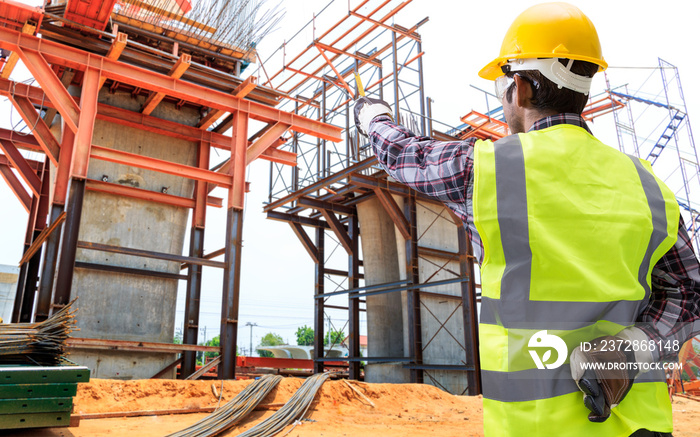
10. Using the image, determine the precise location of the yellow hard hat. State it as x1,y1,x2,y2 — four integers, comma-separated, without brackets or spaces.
479,2,607,81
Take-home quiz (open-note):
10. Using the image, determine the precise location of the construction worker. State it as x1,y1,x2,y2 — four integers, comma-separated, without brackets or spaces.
353,2,700,436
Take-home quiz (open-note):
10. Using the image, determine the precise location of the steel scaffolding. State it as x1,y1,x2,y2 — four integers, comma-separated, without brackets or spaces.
262,0,481,395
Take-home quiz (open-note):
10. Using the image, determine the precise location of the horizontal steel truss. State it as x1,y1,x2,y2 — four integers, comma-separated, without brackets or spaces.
0,18,341,381
265,164,481,395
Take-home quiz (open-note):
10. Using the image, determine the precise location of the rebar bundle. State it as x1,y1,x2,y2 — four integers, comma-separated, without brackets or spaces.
166,374,283,437
115,0,285,53
0,300,77,366
235,372,330,437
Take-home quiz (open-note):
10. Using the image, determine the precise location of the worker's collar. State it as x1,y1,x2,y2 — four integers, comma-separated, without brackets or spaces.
528,113,593,135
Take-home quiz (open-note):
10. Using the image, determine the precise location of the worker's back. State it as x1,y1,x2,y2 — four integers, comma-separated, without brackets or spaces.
473,123,679,436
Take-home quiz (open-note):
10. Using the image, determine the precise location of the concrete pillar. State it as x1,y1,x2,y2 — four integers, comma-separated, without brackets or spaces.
66,89,198,379
356,196,409,383
0,264,19,322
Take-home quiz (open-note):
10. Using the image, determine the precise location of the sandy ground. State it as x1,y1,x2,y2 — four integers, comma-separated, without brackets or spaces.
2,378,699,437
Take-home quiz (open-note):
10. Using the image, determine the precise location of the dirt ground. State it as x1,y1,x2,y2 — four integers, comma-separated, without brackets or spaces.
3,378,699,437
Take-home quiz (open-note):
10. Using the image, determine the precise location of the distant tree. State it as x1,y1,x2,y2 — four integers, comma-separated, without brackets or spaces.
173,333,183,344
197,335,220,365
257,332,284,358
325,329,345,347
295,325,315,346
197,335,241,365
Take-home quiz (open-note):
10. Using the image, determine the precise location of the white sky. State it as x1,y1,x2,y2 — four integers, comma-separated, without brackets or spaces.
1,0,699,353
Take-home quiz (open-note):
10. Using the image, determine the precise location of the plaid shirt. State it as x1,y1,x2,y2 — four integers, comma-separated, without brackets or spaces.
369,113,700,360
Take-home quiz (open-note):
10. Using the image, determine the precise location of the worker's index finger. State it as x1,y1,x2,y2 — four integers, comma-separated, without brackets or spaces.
353,72,365,97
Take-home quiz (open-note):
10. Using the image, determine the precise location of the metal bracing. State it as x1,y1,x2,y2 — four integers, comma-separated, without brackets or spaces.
266,159,482,393
0,0,340,381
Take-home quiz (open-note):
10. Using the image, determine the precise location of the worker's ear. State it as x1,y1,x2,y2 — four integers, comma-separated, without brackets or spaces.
513,74,534,108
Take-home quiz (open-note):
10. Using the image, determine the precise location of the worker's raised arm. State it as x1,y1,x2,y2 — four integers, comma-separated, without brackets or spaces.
353,95,477,212
368,115,476,208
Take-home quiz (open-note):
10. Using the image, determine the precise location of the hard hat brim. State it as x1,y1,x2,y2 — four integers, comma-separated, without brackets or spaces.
478,54,608,82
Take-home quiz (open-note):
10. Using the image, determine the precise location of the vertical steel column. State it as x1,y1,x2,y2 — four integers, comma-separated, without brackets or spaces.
53,68,100,312
219,111,247,380
347,214,361,380
426,98,433,137
392,31,400,123
182,141,210,378
313,227,325,374
53,179,85,308
458,226,482,395
417,40,426,136
292,100,299,192
321,82,327,178
405,193,423,383
36,125,75,321
12,178,40,323
18,160,50,322
379,65,384,101
35,204,63,321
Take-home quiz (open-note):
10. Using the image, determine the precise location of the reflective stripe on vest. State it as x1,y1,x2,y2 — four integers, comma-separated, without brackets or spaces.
473,125,679,436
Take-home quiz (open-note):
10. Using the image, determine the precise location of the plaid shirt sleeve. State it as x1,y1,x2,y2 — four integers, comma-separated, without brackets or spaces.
368,116,476,219
640,216,700,361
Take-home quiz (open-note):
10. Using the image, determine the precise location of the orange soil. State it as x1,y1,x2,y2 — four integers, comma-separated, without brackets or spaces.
7,378,700,437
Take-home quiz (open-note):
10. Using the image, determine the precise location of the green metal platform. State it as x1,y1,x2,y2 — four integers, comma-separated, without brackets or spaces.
0,362,90,430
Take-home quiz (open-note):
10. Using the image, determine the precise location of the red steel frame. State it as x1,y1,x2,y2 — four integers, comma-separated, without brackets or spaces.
0,14,341,380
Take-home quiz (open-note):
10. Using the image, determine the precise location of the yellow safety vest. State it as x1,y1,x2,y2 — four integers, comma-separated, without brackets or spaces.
473,124,679,436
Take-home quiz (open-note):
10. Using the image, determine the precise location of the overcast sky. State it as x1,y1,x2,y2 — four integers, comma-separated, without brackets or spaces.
1,0,698,353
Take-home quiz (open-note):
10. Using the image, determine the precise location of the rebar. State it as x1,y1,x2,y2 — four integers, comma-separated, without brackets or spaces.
0,299,77,366
165,374,283,437
114,0,285,55
235,372,330,437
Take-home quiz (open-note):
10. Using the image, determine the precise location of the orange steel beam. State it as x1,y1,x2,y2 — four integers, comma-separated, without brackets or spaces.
324,49,425,115
17,48,80,132
197,76,258,129
90,144,233,188
193,141,210,227
142,53,191,115
0,139,41,195
246,122,291,164
98,31,127,89
72,67,100,179
0,152,43,171
275,0,413,95
0,78,297,167
53,125,74,206
10,95,60,165
263,0,372,87
228,111,248,209
312,41,381,67
0,127,42,152
0,162,31,212
0,21,35,79
315,45,354,97
86,179,223,209
271,0,397,91
0,27,342,142
348,10,420,41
